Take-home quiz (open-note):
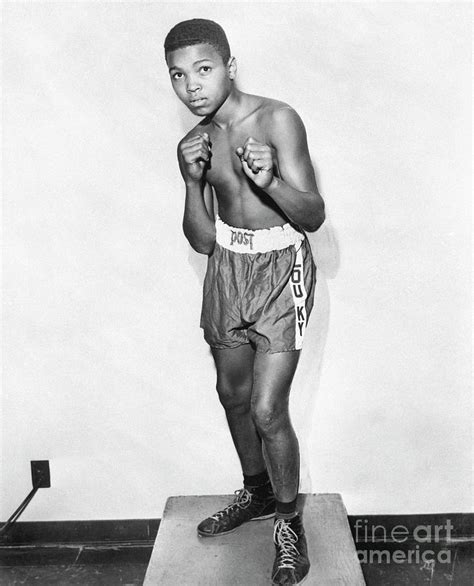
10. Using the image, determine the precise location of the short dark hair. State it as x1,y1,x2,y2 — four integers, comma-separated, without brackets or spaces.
164,19,231,63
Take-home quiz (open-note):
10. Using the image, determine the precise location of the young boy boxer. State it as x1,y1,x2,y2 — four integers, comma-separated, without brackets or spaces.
164,19,325,585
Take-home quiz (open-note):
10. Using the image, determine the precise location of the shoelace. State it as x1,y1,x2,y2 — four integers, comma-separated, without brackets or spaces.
273,518,300,569
211,488,252,520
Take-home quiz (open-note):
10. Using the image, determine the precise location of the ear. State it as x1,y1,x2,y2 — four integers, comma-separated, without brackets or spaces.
227,56,237,80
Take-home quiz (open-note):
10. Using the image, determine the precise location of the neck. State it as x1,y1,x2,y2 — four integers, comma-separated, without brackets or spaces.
210,88,245,129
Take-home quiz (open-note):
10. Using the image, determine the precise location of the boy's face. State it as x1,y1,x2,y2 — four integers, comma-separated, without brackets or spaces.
167,43,234,116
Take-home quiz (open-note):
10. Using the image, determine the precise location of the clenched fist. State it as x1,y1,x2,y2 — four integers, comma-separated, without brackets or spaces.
179,133,211,183
236,137,274,190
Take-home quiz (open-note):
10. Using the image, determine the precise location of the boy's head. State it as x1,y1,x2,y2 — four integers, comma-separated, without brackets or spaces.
164,19,231,64
165,19,236,117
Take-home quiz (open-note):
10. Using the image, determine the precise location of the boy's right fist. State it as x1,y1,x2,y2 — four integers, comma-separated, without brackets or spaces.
179,133,211,183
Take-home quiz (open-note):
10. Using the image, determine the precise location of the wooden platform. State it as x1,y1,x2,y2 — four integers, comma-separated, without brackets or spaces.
144,493,365,585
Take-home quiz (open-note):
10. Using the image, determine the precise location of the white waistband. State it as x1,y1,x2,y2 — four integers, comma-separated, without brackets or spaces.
215,216,304,254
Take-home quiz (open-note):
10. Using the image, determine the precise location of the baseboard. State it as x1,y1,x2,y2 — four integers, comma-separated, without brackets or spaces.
1,513,472,547
0,518,160,546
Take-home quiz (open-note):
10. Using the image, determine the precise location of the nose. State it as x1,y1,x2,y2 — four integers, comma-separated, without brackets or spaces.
186,75,201,94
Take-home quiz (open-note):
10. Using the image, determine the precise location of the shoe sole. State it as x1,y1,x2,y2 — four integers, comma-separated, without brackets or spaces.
197,512,275,538
272,570,309,585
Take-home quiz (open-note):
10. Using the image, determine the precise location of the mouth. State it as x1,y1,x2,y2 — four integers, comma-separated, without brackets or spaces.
189,98,207,107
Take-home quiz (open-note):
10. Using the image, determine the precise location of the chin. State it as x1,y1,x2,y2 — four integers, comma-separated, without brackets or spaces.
192,106,215,117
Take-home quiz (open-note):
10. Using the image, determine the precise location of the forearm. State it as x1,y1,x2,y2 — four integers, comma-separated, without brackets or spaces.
266,177,325,232
182,182,216,254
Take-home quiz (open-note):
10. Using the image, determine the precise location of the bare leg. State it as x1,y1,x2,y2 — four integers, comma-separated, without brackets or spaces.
197,346,298,538
212,344,266,476
251,350,301,503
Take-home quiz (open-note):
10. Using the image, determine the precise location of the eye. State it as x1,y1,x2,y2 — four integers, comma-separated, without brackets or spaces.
171,72,183,81
200,66,212,74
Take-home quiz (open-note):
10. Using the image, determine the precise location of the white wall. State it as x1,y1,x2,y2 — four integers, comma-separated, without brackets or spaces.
2,2,471,521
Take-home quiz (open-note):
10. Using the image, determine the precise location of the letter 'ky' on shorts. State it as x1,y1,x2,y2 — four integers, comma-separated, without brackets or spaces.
200,216,317,353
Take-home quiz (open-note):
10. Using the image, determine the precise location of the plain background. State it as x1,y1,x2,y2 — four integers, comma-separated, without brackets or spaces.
2,1,471,522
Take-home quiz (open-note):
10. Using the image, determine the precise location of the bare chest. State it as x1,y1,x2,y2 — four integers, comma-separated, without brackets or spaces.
205,123,270,192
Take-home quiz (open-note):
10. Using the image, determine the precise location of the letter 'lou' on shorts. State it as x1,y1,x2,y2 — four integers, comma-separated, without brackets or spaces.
200,217,316,353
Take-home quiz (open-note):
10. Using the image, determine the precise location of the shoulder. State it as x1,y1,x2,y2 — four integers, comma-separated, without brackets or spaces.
269,101,305,131
242,94,298,120
256,99,307,145
248,95,304,127
252,96,301,120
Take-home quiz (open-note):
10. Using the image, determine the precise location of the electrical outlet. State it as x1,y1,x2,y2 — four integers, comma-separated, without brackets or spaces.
31,460,51,488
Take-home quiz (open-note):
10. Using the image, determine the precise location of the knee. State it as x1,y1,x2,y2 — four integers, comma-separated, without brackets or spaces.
216,379,251,413
251,401,288,438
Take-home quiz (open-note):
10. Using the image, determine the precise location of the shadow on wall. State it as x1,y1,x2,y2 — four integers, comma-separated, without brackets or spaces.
295,200,340,492
294,157,340,492
309,157,341,279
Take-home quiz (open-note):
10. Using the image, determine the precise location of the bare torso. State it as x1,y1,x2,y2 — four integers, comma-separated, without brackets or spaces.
187,94,290,230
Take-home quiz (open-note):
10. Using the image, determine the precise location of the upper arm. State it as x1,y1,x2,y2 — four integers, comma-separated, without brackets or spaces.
269,107,318,194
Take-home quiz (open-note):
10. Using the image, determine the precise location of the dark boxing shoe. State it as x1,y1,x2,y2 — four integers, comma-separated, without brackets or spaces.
272,515,310,585
197,483,275,537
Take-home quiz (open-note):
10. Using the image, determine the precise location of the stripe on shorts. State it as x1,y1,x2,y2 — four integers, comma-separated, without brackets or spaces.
290,247,308,350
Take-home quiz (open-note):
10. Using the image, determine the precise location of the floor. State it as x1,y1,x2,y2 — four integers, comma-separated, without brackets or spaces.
0,543,150,585
356,541,473,585
1,540,473,585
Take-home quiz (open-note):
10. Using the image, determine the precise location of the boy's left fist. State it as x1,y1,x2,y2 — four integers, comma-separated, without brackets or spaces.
236,137,274,190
